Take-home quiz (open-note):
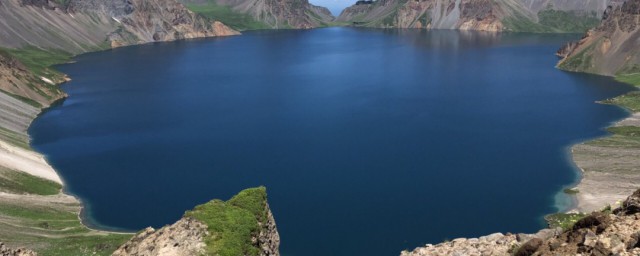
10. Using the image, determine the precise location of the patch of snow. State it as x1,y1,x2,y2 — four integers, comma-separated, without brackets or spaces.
40,77,55,85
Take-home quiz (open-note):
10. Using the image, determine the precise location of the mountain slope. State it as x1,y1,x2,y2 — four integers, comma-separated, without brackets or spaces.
180,0,335,30
558,0,640,79
0,0,238,108
336,0,615,32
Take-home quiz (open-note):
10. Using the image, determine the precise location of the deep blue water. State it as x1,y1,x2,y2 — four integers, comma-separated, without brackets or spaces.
30,28,635,255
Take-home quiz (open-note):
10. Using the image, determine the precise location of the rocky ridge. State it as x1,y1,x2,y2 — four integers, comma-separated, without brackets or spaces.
402,188,640,256
113,187,280,256
558,0,640,76
337,0,615,32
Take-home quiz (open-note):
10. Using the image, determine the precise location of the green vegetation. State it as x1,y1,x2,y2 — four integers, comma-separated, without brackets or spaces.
0,90,43,108
587,129,640,149
544,212,587,230
602,91,640,113
608,126,640,137
503,10,599,33
616,73,640,86
0,126,31,149
0,197,131,256
0,164,131,255
563,187,579,194
0,47,71,78
52,0,70,6
503,14,553,33
537,10,600,33
185,1,270,31
0,47,71,104
0,167,61,195
185,187,268,256
557,43,596,72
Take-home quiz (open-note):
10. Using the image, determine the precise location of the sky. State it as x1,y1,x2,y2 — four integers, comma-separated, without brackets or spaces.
310,0,354,16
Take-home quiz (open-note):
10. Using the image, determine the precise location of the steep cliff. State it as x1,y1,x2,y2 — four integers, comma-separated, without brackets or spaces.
337,0,613,32
113,187,280,256
558,0,640,79
179,0,335,30
402,188,640,256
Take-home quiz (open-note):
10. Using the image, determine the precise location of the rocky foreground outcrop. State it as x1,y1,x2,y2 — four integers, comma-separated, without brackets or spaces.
0,243,36,256
113,218,209,256
558,0,640,76
337,0,616,32
113,187,280,256
402,188,640,256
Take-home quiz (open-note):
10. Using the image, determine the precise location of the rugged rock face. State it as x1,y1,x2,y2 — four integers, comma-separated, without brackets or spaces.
558,0,640,76
402,189,640,256
112,218,209,256
337,0,611,32
0,243,36,256
257,203,281,256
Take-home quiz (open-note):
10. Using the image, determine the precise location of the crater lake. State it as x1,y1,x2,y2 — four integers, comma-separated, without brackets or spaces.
29,27,635,255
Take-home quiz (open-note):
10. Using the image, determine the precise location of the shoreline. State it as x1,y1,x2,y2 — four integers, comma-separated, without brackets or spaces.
567,95,640,213
30,33,635,235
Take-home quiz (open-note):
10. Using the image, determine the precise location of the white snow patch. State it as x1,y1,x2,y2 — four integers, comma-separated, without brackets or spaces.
40,77,55,85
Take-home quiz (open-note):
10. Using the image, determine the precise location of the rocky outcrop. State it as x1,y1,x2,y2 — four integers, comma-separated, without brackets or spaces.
112,218,208,256
558,0,640,76
114,187,280,256
402,189,640,256
0,243,36,256
400,229,562,256
337,0,611,32
257,203,280,256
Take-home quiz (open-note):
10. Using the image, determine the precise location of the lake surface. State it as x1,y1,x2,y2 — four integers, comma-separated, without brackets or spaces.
30,28,635,255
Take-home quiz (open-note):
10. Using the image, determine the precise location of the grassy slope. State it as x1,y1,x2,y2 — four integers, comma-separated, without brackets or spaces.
0,73,132,255
503,10,600,33
0,47,70,106
185,0,271,31
185,187,268,256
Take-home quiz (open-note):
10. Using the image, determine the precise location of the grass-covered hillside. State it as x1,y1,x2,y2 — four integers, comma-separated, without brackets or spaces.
185,186,274,256
184,0,272,31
